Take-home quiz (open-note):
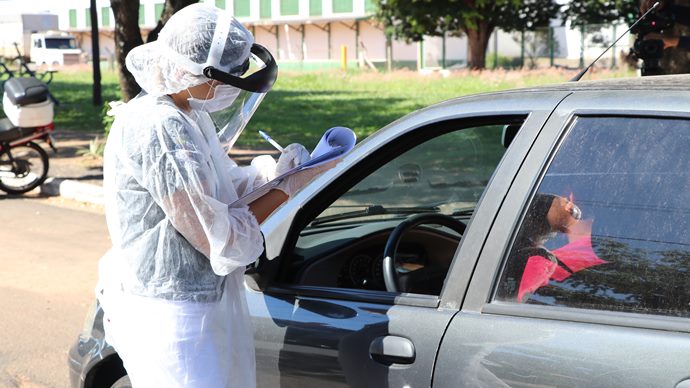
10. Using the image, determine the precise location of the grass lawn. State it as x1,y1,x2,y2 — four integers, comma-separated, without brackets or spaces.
31,67,633,150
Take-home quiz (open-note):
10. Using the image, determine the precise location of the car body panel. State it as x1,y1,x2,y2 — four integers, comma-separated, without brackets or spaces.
248,286,456,387
69,76,690,388
434,89,690,388
434,311,690,387
248,91,571,386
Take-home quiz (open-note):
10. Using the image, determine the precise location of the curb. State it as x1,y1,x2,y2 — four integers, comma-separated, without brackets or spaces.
41,177,104,205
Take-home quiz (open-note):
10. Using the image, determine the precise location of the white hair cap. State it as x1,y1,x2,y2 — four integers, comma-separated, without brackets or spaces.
126,3,254,96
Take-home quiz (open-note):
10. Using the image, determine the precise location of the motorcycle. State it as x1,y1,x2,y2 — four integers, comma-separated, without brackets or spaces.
0,76,57,194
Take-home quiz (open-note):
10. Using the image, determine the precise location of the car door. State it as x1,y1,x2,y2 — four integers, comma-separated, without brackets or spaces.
433,91,690,387
245,92,570,387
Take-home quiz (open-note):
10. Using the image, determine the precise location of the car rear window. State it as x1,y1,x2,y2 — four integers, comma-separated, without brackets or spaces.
494,116,690,318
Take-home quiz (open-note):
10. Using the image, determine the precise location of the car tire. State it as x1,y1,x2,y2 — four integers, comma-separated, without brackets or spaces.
110,375,131,388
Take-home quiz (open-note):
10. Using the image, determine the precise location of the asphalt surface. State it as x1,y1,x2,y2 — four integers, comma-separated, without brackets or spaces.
0,194,109,388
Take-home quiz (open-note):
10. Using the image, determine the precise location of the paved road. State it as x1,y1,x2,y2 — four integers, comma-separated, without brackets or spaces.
0,194,109,388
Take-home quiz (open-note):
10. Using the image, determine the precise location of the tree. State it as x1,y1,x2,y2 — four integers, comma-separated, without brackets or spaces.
110,0,143,101
110,0,198,101
560,0,638,27
90,0,102,106
375,0,560,69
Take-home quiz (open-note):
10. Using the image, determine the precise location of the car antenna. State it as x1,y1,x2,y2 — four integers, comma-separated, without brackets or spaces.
570,1,660,82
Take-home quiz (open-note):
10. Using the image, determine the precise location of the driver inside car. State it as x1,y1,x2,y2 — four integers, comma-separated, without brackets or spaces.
498,193,607,303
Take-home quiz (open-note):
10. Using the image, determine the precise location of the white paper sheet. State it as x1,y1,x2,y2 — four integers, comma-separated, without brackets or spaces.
231,126,356,206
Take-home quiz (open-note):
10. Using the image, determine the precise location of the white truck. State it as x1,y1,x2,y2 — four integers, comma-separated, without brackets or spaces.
0,13,82,66
29,31,82,66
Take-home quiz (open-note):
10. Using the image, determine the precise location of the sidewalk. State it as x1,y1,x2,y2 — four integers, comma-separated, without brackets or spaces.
40,130,277,205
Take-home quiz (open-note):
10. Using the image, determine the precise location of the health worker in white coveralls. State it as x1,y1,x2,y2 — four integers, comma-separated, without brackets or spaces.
96,3,330,387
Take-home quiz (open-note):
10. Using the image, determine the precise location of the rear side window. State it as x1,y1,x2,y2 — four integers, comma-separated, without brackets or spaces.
495,116,690,318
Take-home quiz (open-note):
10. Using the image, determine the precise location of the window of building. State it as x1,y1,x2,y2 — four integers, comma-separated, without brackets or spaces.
85,9,91,28
309,0,322,16
494,116,690,318
281,0,299,16
332,0,353,13
260,0,272,19
215,0,226,10
101,6,110,27
365,0,376,13
69,9,77,28
139,4,145,25
234,0,250,17
155,3,165,21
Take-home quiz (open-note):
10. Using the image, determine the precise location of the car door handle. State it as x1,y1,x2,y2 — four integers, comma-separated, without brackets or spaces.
369,335,416,365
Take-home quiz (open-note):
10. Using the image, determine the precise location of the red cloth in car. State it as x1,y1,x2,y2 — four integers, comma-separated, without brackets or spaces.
517,236,607,302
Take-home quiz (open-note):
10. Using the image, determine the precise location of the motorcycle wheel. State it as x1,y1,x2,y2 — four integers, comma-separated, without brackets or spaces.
0,141,49,195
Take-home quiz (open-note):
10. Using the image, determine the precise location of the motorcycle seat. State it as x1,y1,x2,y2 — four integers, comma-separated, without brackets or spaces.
0,118,34,142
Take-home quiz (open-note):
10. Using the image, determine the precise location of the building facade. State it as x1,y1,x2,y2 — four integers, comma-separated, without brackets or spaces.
1,0,631,70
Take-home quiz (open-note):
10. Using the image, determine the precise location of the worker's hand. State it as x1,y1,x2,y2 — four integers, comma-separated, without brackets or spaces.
640,0,666,14
276,143,311,175
276,159,339,197
250,154,278,181
644,32,679,48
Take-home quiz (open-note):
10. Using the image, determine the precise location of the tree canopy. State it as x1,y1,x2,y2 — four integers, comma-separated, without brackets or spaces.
560,0,639,27
376,0,560,69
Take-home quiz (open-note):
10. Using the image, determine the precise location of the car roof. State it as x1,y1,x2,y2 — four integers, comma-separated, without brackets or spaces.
506,73,690,93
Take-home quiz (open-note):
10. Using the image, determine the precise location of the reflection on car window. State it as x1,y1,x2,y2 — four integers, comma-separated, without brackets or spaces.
313,125,508,224
495,116,690,318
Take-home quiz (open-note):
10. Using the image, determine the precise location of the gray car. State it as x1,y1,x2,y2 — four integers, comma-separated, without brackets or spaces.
69,75,690,388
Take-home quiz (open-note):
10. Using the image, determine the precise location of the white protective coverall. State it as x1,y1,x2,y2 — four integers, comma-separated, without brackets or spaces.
96,4,290,387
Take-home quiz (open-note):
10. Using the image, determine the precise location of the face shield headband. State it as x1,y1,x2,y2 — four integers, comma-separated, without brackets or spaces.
203,44,278,93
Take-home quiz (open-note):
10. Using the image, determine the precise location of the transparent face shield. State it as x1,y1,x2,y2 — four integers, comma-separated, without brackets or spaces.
203,44,277,150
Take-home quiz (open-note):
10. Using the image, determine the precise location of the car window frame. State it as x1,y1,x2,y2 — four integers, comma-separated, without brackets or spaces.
254,115,529,308
464,107,690,333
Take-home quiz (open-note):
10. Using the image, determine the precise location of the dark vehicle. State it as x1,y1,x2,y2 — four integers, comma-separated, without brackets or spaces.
0,77,56,194
70,75,690,387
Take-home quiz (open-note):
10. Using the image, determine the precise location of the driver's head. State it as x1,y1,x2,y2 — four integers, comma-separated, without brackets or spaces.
523,193,582,244
126,3,253,97
546,194,582,233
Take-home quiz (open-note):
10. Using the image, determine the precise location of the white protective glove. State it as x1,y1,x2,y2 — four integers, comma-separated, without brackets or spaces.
276,143,311,175
250,154,278,182
275,143,338,197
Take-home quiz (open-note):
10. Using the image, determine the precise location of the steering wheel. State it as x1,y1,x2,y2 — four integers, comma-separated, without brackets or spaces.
382,213,466,293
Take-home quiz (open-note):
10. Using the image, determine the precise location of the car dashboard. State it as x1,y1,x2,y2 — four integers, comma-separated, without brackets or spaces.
290,220,462,294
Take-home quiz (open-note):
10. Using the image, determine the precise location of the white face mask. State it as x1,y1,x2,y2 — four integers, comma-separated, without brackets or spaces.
188,83,240,113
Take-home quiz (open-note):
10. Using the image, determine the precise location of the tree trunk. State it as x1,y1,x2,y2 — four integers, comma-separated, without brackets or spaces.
660,0,690,74
89,0,102,106
146,0,199,43
110,0,143,101
464,21,494,69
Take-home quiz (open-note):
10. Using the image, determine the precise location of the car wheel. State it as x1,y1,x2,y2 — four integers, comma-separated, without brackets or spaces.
110,375,131,388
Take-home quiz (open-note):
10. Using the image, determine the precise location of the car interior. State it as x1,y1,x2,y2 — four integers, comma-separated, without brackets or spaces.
251,119,525,297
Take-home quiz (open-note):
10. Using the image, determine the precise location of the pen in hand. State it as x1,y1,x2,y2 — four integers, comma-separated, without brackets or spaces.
258,130,285,153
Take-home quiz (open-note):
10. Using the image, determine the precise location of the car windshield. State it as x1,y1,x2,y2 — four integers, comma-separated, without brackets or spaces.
45,38,77,49
310,124,511,227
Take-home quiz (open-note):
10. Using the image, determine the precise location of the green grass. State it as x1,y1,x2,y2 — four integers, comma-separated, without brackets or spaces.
46,70,121,132
21,67,633,150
